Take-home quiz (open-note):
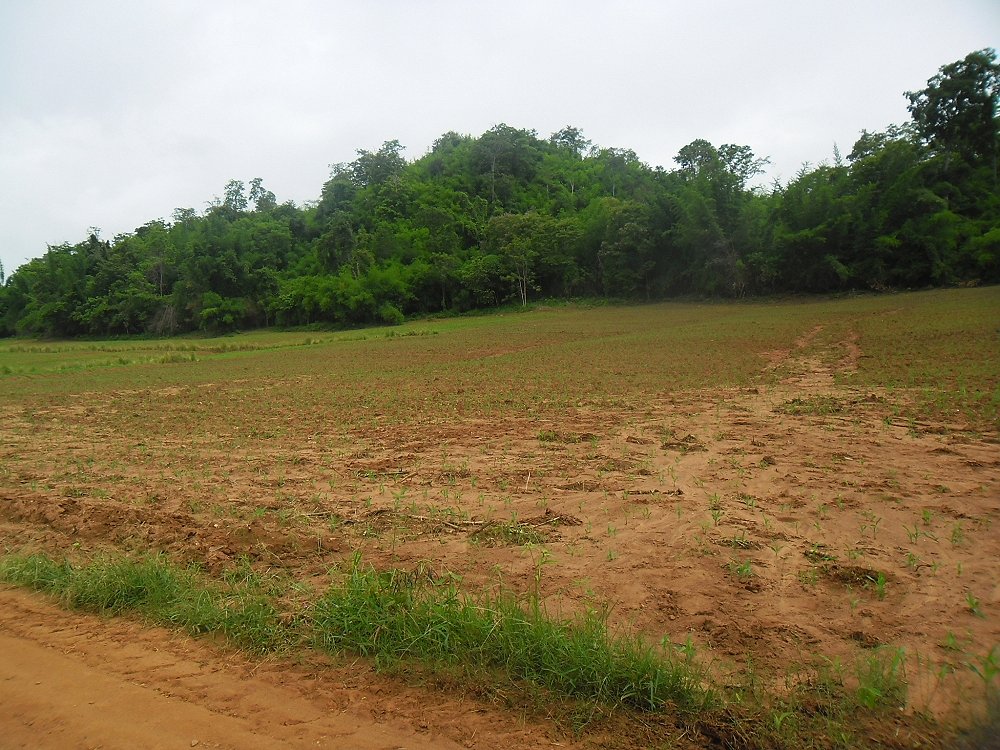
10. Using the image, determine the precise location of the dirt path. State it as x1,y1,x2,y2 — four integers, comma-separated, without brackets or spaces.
0,587,548,750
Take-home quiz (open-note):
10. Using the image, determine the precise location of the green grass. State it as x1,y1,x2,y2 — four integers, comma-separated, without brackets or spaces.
311,553,713,712
837,287,1000,428
0,551,711,713
854,646,908,709
0,552,287,654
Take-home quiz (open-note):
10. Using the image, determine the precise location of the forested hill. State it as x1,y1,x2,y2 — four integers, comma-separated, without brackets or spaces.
2,49,997,338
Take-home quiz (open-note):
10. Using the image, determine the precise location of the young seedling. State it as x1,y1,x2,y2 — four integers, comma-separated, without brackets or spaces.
860,511,882,539
872,572,888,600
966,593,985,618
951,523,965,547
727,559,753,579
941,631,962,652
967,645,999,688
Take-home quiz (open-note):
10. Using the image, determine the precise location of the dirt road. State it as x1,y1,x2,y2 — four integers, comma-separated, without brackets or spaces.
0,587,547,750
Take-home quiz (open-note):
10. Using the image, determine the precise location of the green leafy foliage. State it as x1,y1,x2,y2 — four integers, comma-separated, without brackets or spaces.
1,50,996,338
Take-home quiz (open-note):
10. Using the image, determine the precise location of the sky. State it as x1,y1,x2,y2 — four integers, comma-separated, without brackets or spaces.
1,1,997,277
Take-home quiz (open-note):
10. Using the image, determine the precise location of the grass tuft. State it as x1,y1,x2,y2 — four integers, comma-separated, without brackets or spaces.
310,553,714,712
854,646,908,710
0,552,287,654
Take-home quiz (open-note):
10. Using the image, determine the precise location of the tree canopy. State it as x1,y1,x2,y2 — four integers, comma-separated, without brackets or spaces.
3,49,997,338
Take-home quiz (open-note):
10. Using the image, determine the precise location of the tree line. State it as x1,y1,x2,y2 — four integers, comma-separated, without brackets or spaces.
2,49,996,337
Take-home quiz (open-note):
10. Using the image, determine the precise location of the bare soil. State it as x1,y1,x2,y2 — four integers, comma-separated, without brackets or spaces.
1,318,998,746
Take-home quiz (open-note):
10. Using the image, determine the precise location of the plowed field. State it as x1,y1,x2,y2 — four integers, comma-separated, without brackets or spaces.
2,288,998,748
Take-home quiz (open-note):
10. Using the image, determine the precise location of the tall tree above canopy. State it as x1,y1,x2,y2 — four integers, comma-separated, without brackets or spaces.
345,140,408,188
248,177,277,212
549,126,592,158
906,48,999,169
674,139,719,178
717,144,769,189
223,180,248,213
674,140,768,188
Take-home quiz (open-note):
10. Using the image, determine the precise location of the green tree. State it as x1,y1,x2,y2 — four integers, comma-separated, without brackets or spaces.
349,140,407,188
486,213,541,305
549,126,592,158
248,177,277,212
906,48,999,174
471,124,542,207
223,180,248,212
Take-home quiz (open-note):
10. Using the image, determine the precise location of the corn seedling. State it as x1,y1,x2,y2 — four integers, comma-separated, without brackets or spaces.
727,559,753,579
951,523,965,547
966,593,985,618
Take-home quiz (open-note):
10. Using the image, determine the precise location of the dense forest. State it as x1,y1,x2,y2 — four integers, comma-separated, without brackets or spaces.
1,49,997,337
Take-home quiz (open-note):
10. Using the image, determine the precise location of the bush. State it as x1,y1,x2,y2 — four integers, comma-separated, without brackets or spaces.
378,302,405,326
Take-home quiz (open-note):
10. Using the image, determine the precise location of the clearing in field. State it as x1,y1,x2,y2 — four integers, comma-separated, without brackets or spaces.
1,287,998,749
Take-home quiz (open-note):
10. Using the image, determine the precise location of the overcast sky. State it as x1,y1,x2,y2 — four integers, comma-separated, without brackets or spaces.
1,1,997,276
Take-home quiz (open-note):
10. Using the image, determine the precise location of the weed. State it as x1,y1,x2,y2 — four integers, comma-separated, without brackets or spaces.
775,395,844,416
725,531,754,550
854,647,907,710
472,520,545,547
798,568,819,586
311,553,713,712
0,553,287,654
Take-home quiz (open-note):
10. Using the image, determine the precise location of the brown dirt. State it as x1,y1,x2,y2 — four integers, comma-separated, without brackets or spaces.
0,586,563,749
1,323,998,745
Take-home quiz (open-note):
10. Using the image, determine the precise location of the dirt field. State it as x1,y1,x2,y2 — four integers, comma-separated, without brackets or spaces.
1,288,998,747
